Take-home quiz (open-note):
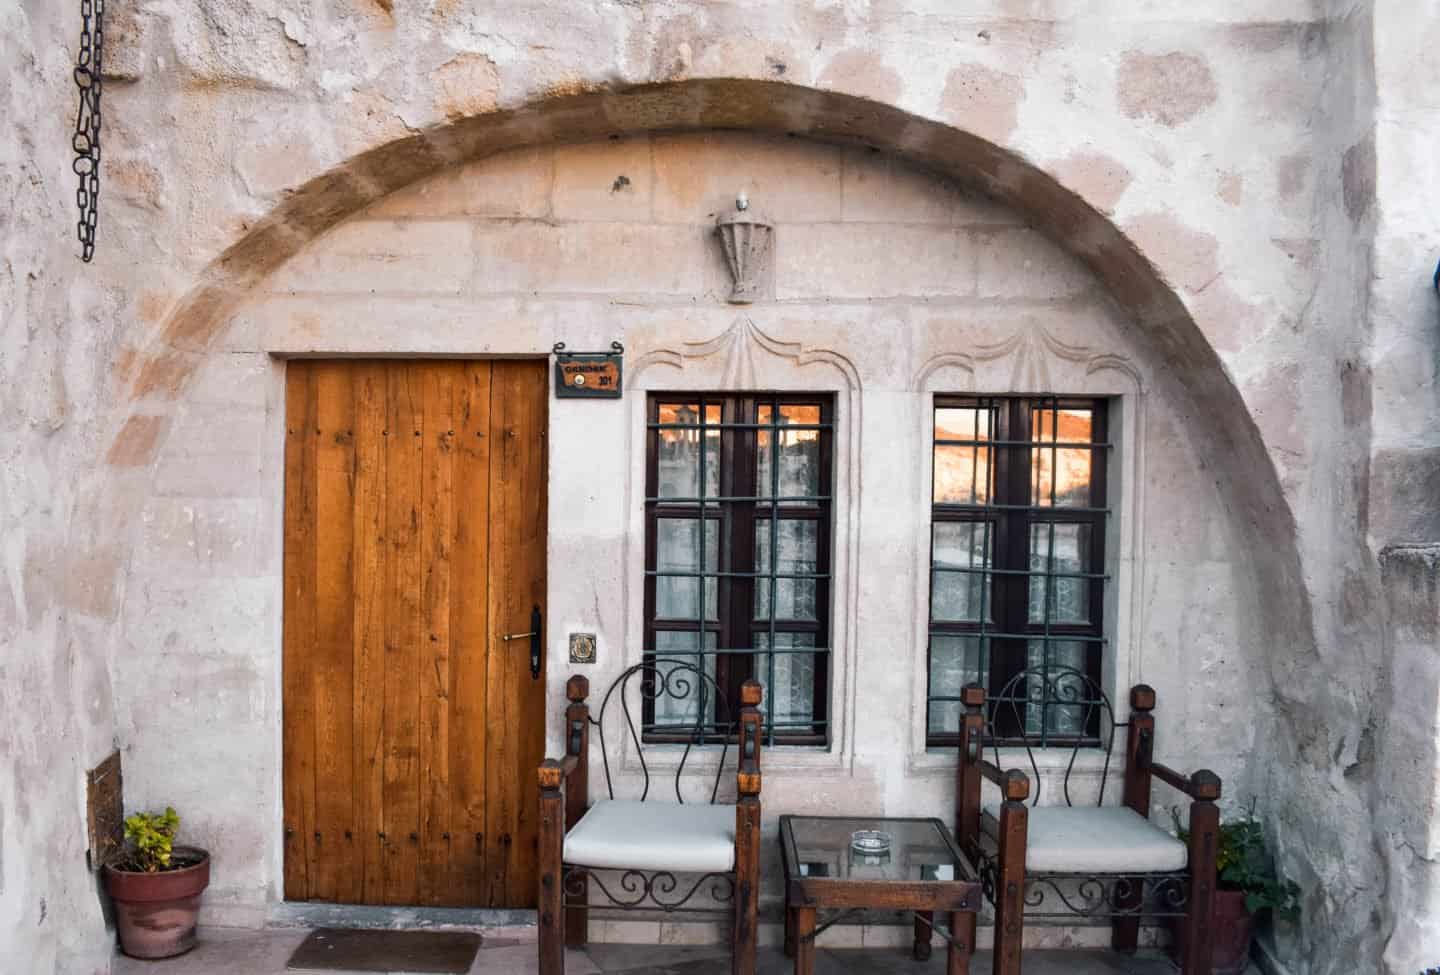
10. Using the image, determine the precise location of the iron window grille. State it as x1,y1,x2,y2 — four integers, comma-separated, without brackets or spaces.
643,393,835,746
926,396,1111,748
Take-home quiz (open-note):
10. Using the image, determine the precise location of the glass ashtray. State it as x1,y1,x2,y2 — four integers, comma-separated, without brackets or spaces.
849,830,893,857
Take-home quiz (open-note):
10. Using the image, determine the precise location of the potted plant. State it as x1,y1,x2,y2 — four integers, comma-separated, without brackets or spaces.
1172,799,1300,975
102,807,211,959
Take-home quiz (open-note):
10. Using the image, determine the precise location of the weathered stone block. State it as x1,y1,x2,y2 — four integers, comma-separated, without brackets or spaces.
153,449,264,499
841,147,1017,226
775,223,976,299
163,404,265,458
367,147,553,219
121,576,273,661
473,222,707,295
187,353,271,408
137,498,263,578
106,414,169,467
169,1,307,90
976,228,1096,299
652,132,843,224
553,137,654,222
1371,447,1440,544
269,220,475,294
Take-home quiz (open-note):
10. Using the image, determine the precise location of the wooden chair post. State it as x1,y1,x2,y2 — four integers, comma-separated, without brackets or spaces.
923,684,986,966
992,769,1028,975
538,760,566,975
732,679,763,975
563,676,590,947
1113,683,1155,952
1180,770,1221,975
956,684,986,852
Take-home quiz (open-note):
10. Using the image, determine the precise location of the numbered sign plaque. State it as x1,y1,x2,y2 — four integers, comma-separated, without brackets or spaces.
553,342,623,399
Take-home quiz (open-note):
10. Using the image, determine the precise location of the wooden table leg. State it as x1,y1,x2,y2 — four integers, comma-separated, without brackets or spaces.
794,907,817,975
784,904,797,958
948,911,975,975
913,911,933,961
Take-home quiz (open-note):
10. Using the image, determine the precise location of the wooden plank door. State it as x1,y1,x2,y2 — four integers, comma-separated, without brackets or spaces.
283,359,548,907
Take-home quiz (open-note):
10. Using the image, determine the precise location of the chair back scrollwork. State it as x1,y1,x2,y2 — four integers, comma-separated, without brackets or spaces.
983,665,1123,807
592,658,733,805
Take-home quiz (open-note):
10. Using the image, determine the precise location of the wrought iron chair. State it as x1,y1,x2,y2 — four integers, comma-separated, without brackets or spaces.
953,668,1221,975
537,663,763,975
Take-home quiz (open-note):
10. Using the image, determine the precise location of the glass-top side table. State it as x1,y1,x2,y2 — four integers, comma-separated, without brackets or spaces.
779,815,981,975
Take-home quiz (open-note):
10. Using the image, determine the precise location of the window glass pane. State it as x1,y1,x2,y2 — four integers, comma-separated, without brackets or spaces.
645,392,835,743
931,522,993,622
1030,406,1094,507
927,635,987,735
650,631,718,727
1027,523,1091,623
656,518,719,620
656,402,720,499
1023,640,1089,737
933,445,994,505
934,406,994,505
753,632,817,728
758,405,821,502
935,406,994,443
754,519,818,621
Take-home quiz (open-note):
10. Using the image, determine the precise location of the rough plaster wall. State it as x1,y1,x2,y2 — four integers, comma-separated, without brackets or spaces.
1247,4,1390,972
121,133,1269,928
1369,1,1440,970
1,0,1422,970
1378,546,1440,973
0,4,122,974
1368,0,1440,545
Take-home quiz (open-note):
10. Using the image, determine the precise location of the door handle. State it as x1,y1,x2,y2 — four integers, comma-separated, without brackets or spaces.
502,605,543,680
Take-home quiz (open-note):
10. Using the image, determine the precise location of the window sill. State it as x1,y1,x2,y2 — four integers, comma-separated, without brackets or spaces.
907,745,1119,777
615,741,844,775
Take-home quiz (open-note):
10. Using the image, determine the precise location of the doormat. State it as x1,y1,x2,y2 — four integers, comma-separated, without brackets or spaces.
287,928,482,973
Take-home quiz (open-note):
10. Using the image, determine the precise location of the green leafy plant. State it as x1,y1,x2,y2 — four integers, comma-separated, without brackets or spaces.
1172,798,1301,919
121,807,180,873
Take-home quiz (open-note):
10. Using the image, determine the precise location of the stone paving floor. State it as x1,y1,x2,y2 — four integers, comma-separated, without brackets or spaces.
112,927,1259,975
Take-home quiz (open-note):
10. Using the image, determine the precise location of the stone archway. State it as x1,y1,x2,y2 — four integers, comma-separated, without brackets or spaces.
114,77,1310,637
113,75,1314,668
101,78,1372,968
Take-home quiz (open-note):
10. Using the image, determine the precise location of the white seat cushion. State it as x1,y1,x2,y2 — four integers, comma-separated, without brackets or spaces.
564,800,736,873
981,804,1188,873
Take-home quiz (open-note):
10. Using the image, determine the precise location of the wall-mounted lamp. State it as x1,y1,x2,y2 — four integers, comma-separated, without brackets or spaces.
714,193,772,304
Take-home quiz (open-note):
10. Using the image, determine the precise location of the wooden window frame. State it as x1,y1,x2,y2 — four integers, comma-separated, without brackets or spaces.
926,395,1110,748
643,392,835,746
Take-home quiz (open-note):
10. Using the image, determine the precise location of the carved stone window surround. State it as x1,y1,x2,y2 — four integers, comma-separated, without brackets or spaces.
905,322,1148,779
619,316,862,775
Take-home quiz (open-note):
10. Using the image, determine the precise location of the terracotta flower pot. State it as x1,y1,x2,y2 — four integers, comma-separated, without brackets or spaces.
102,846,210,959
1171,887,1256,975
1208,889,1256,975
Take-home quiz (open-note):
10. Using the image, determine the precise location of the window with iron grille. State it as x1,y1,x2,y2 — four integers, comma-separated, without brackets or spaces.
926,396,1110,747
643,393,834,746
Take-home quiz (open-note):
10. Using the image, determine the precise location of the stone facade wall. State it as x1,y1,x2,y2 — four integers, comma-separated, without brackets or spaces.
2,4,121,974
3,1,1438,972
123,132,1265,928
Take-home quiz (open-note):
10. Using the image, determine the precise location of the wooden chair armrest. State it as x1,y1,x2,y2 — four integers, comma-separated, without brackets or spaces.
978,761,1031,802
736,679,763,799
737,758,762,798
537,755,580,784
1150,761,1221,801
538,758,566,791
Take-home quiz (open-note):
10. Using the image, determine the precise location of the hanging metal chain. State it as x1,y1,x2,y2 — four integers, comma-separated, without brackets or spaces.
72,0,105,263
